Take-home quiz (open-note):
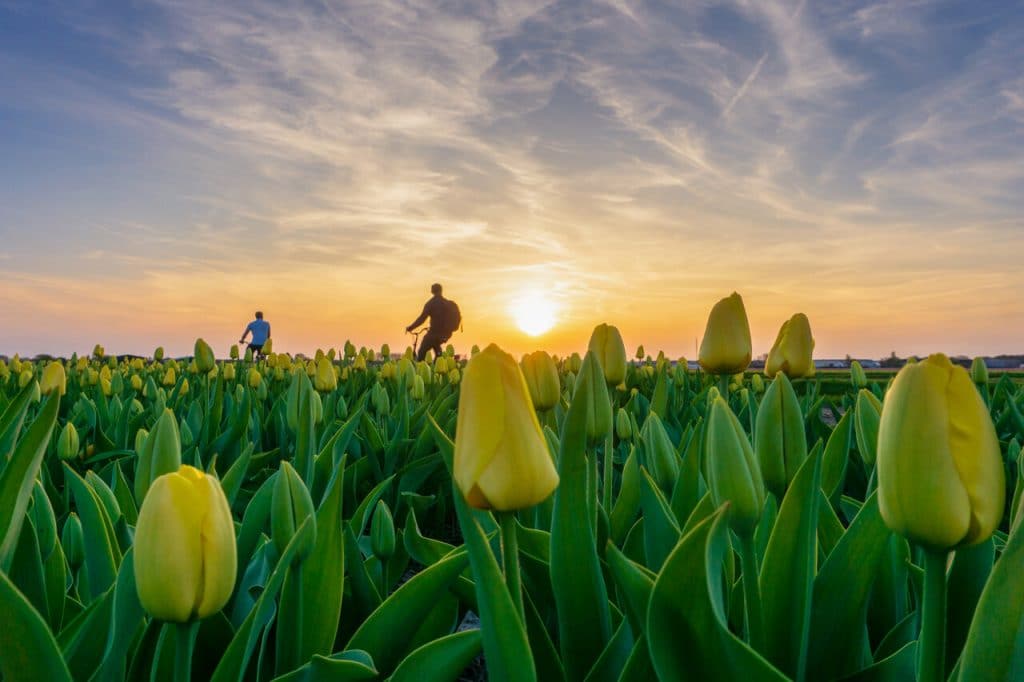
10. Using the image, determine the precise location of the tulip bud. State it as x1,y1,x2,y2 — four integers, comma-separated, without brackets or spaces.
18,370,33,389
448,368,461,384
221,363,235,381
698,292,752,375
353,355,367,371
228,344,239,360
162,367,176,387
37,361,66,396
381,343,391,359
615,408,633,441
453,344,559,510
751,373,765,393
314,358,337,392
706,395,765,536
371,382,390,416
262,338,273,354
588,323,627,386
135,428,149,454
877,353,1004,549
636,345,645,361
409,374,425,400
574,352,613,447
850,360,868,389
639,413,680,493
93,344,105,359
58,422,80,461
135,408,183,505
248,368,262,388
370,500,396,560
62,513,85,568
471,344,481,356
271,461,317,561
754,373,807,498
180,378,190,395
970,357,988,385
154,347,164,361
854,389,882,467
520,350,560,411
134,465,237,622
568,353,582,374
765,313,815,379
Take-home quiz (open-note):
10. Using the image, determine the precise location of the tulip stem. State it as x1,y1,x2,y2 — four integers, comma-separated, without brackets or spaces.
173,621,199,682
602,429,614,512
737,534,765,654
499,512,526,625
718,374,729,400
918,548,947,682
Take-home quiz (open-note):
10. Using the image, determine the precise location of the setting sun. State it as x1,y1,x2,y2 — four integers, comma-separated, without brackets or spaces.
510,291,557,337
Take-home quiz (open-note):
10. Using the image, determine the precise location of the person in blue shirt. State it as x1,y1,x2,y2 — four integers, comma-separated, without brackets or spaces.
240,311,271,357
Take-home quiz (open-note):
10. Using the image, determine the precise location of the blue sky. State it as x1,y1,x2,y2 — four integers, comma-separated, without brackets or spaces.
1,0,1022,359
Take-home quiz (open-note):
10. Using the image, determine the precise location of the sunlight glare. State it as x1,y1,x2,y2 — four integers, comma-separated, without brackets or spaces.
510,291,557,336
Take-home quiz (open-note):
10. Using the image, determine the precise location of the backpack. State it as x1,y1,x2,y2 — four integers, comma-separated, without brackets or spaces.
437,299,462,336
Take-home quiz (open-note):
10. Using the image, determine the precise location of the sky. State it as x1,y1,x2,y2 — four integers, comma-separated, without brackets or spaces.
2,0,1023,361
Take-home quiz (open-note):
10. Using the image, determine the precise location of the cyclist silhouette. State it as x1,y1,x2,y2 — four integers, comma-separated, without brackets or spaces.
406,284,460,362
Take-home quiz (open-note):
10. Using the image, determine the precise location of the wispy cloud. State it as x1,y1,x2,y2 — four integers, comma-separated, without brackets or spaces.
1,0,1022,357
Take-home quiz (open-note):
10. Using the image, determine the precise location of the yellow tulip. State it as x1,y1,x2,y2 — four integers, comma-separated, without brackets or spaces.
877,354,1005,549
40,361,67,396
134,465,236,622
453,344,559,511
764,313,815,379
248,368,262,388
262,338,273,354
520,351,560,411
698,292,752,374
587,323,627,386
314,358,337,392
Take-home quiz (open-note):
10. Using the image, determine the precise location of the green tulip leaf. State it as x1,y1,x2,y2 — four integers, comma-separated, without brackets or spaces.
605,541,656,636
957,509,1024,680
389,629,483,682
821,408,853,501
63,464,121,600
346,548,469,676
276,457,347,673
0,393,59,571
840,641,916,682
639,467,680,571
585,618,635,682
92,548,146,682
759,444,821,680
806,492,892,680
0,569,72,682
271,650,378,682
551,356,614,681
646,507,787,681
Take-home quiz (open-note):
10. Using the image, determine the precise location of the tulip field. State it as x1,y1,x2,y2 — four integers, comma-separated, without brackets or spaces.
2,297,1024,681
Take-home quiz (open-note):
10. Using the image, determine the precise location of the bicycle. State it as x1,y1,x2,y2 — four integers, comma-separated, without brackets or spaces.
407,327,429,359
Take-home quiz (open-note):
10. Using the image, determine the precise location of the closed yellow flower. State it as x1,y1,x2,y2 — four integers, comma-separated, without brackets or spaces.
248,368,262,388
40,361,67,396
134,465,236,622
698,292,752,374
877,353,1005,549
587,323,627,386
764,313,815,379
454,344,559,511
520,350,561,411
314,358,337,392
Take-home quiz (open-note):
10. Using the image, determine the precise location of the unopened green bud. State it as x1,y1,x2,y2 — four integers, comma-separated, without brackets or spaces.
370,500,396,560
271,461,317,561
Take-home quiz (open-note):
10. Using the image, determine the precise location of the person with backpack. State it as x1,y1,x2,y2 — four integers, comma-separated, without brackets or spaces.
406,283,461,361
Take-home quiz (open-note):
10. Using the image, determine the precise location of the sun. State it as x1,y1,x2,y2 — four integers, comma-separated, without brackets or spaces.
510,291,557,336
